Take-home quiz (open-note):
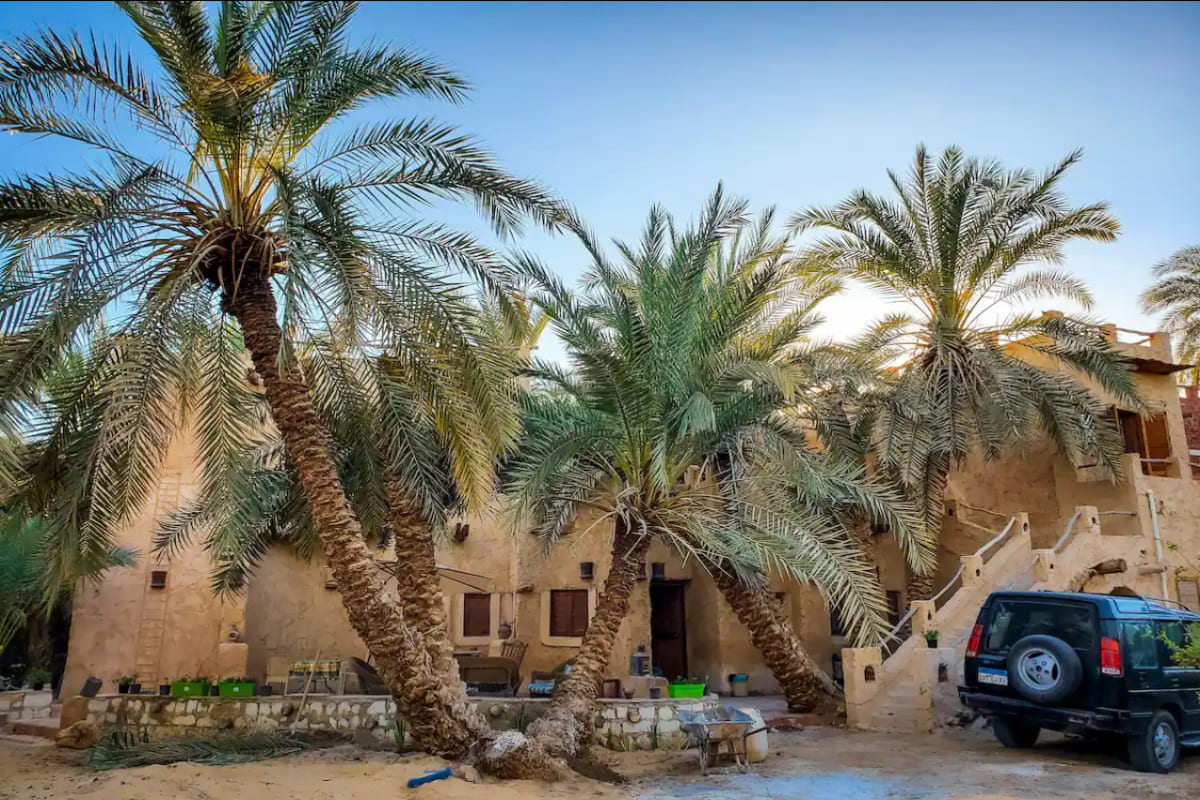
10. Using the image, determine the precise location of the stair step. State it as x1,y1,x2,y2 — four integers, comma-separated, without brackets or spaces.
9,718,58,740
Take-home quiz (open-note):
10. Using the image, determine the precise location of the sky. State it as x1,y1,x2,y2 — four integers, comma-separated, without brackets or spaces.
0,1,1197,361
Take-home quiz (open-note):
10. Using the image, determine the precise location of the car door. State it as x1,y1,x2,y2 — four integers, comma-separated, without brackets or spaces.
1157,619,1200,735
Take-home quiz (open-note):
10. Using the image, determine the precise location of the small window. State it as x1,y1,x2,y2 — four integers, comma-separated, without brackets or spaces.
149,570,168,589
462,593,491,638
1122,621,1158,670
1176,577,1199,612
1114,408,1172,476
549,589,589,637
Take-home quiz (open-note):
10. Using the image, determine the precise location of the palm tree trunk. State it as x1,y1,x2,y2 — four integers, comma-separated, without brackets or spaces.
527,519,650,757
386,482,456,678
710,564,837,712
227,277,557,777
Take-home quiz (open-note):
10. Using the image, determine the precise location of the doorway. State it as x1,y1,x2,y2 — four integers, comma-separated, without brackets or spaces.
649,581,688,680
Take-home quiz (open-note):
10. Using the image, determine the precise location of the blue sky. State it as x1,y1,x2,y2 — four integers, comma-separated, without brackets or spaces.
1,1,1197,358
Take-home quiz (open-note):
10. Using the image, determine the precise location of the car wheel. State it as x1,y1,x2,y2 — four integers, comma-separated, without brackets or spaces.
1006,635,1083,705
993,717,1040,748
1127,710,1180,773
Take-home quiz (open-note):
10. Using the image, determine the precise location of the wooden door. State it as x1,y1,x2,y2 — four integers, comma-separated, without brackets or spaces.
649,582,688,680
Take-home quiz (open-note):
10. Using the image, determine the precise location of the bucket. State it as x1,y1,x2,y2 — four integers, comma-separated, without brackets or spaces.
735,706,768,763
729,673,749,697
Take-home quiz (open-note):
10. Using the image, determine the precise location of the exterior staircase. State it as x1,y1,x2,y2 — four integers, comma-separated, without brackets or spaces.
843,505,1113,733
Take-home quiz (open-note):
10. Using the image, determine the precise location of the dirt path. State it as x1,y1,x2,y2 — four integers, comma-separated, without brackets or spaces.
1,726,1194,799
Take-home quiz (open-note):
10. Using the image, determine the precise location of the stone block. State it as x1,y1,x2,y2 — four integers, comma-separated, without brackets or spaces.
657,705,674,721
368,700,387,715
59,697,90,729
655,719,681,734
185,700,197,714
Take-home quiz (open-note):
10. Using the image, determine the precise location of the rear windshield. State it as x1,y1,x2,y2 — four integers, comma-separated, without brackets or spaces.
983,599,1098,652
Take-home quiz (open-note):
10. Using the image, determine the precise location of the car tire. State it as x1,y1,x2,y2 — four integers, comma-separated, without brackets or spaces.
1006,634,1082,705
993,717,1040,748
1127,710,1180,773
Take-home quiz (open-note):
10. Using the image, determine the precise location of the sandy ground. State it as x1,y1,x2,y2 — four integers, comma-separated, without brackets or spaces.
0,726,1195,800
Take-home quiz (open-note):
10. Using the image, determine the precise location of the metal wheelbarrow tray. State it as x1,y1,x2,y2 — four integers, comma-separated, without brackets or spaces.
678,707,766,775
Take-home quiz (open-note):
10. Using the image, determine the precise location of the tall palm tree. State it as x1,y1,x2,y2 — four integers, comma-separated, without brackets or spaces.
508,188,929,756
0,1,564,773
794,145,1138,600
1141,246,1200,385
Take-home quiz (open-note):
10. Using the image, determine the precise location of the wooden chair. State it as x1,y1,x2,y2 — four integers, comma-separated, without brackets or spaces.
459,657,520,696
500,639,527,667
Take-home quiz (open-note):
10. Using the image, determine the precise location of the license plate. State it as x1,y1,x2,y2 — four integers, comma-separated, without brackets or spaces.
978,668,1008,687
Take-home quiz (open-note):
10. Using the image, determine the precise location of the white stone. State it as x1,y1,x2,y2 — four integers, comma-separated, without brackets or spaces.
308,702,324,715
291,719,309,731
336,701,352,715
368,700,387,715
185,700,197,714
656,719,681,734
245,703,258,718
657,706,674,721
174,714,196,726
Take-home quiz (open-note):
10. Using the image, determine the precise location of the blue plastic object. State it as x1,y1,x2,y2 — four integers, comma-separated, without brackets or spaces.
406,767,453,788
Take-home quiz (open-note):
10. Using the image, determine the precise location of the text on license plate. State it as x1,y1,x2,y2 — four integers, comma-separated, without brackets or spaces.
978,668,1008,686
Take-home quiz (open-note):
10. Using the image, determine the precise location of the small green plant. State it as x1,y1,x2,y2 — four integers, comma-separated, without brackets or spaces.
26,668,51,686
648,722,658,751
605,728,614,750
924,629,940,645
115,675,137,687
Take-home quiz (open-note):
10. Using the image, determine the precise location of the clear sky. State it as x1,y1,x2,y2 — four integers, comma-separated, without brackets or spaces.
1,1,1197,360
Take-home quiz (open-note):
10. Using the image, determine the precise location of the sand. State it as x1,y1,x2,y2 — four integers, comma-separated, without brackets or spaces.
1,725,1195,799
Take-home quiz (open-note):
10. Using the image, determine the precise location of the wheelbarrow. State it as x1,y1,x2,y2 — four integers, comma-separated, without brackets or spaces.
678,707,766,775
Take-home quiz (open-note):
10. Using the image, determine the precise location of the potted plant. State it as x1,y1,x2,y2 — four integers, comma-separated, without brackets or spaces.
116,675,139,695
668,676,707,698
217,677,258,698
169,676,210,697
159,681,171,696
255,683,274,697
924,629,940,648
26,668,51,692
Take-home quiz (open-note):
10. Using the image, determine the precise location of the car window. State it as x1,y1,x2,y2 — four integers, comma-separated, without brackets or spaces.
984,600,1097,651
1158,620,1194,668
1122,621,1158,670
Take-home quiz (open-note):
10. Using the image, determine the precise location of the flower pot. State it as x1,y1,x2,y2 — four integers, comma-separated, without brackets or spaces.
208,684,219,696
622,687,635,699
649,687,662,699
170,681,209,697
117,684,131,695
159,684,171,696
255,684,274,697
668,683,705,699
31,681,45,691
926,639,938,649
218,681,256,698
128,683,142,695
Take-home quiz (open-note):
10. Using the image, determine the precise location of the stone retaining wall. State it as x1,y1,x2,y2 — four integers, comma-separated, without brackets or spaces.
83,693,719,751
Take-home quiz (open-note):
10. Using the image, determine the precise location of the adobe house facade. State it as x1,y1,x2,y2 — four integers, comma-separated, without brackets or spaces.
60,325,1200,704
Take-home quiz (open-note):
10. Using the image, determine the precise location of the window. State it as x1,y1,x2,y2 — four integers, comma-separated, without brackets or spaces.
1157,620,1194,668
1122,621,1158,670
984,600,1097,652
549,590,589,637
1115,408,1172,476
462,593,491,638
885,591,902,627
1176,577,1200,612
149,570,167,589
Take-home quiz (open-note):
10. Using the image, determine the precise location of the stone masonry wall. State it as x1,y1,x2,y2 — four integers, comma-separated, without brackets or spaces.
83,694,718,751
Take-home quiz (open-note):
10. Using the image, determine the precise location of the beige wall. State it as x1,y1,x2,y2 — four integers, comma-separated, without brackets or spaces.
63,329,1200,700
61,428,246,696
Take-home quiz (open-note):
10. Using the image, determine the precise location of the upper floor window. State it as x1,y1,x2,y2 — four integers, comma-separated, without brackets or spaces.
1114,408,1172,476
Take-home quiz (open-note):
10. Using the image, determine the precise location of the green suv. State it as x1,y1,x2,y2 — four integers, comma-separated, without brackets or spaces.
959,591,1200,773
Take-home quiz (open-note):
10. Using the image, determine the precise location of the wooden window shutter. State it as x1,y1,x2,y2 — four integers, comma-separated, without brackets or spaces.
1177,577,1200,612
550,590,588,637
1143,413,1171,475
462,593,491,638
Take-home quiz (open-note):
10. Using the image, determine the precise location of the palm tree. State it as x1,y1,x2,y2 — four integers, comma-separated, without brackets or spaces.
794,145,1138,600
1141,246,1200,385
507,188,929,756
0,1,564,773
